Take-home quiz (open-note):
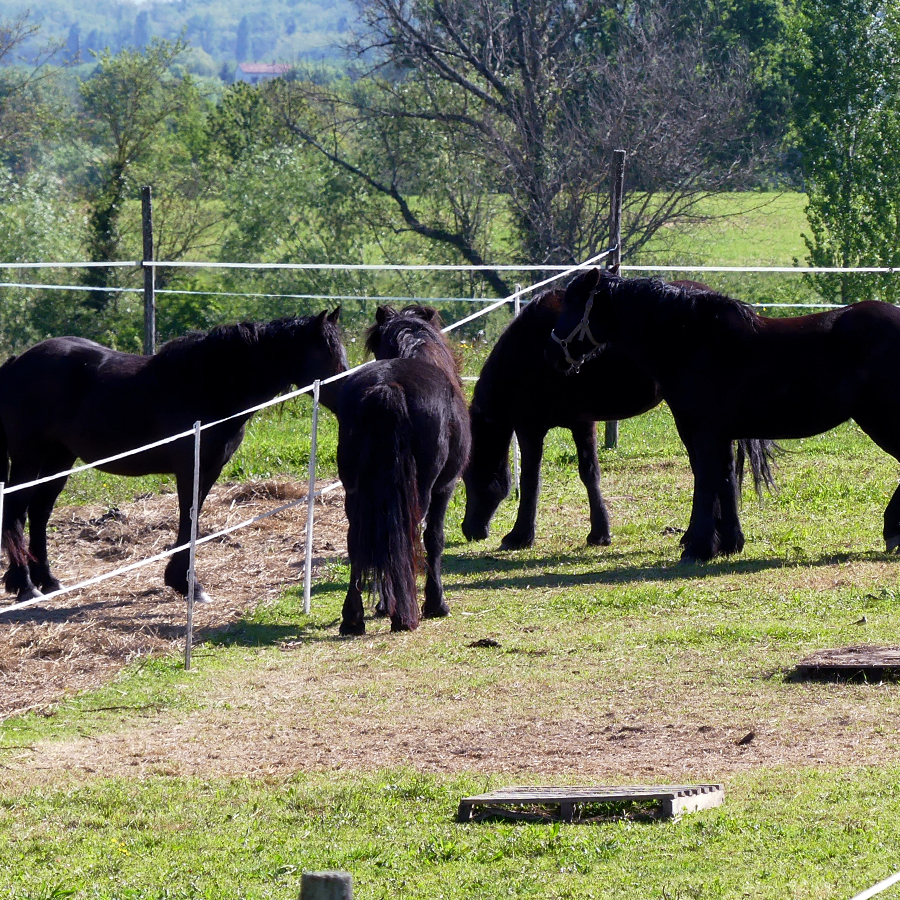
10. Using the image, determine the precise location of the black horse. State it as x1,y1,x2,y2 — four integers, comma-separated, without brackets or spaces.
463,286,774,550
546,266,900,561
462,289,660,549
0,310,347,603
336,305,471,634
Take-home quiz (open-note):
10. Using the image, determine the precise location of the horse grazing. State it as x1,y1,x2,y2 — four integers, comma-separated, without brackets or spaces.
462,289,660,549
336,305,471,634
547,266,900,561
463,285,774,550
0,310,347,604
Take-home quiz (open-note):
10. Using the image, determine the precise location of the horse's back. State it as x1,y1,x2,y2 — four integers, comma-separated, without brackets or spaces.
339,357,470,489
0,337,152,457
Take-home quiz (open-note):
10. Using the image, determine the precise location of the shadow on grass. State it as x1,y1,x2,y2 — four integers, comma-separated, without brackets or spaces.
445,547,896,591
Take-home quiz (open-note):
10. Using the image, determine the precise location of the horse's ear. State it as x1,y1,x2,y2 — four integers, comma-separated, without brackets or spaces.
328,306,341,324
376,306,398,324
573,267,601,291
419,306,442,326
607,263,620,276
315,310,328,328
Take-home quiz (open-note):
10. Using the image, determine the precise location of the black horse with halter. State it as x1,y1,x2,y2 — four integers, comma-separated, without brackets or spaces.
549,282,604,373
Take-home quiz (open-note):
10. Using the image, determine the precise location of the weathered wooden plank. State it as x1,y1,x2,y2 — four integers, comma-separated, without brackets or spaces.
457,784,724,822
797,645,900,679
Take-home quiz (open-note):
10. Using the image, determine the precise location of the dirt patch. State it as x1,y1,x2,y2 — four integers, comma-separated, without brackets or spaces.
2,480,900,789
0,480,348,721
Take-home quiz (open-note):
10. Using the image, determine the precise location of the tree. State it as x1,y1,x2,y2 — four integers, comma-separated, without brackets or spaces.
77,37,202,313
794,0,900,304
0,14,67,173
270,0,783,296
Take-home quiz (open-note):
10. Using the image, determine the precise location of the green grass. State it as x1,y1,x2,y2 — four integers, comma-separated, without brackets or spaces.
634,191,823,309
5,192,900,899
0,768,899,900
5,411,900,899
639,192,810,267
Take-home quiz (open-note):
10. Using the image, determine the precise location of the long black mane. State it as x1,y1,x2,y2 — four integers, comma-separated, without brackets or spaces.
610,273,759,331
154,315,346,374
365,304,464,392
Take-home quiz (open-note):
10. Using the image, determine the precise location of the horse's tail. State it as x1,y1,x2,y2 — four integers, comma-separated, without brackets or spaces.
736,438,779,498
345,382,422,630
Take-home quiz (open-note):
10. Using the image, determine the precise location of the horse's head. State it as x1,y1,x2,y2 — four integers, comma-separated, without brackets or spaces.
461,398,513,542
287,307,348,410
546,267,620,374
366,304,444,357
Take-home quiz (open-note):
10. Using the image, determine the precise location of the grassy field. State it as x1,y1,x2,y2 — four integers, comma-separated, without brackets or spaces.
3,411,900,899
3,192,900,900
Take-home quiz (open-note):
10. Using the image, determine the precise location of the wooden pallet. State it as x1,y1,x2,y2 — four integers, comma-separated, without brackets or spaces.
796,645,900,680
457,784,724,823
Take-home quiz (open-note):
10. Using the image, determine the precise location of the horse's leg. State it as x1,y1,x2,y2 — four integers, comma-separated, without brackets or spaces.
24,455,74,594
851,413,900,551
164,467,217,603
678,432,740,562
572,421,611,546
500,426,547,550
713,441,744,555
2,478,39,601
339,562,366,635
422,485,454,619
1,450,57,601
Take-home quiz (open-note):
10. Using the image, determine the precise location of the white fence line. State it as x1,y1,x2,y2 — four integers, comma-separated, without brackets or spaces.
848,870,900,900
0,248,615,622
0,247,895,623
0,478,345,618
5,259,900,273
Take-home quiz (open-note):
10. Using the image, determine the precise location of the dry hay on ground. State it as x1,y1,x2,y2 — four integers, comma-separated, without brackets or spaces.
0,480,348,721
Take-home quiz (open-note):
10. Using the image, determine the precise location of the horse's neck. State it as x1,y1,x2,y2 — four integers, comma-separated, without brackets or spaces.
156,343,291,414
469,398,514,475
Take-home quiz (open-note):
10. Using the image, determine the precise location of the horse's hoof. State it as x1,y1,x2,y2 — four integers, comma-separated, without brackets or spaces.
339,621,365,636
422,601,450,619
586,533,612,547
390,619,414,632
886,536,900,553
679,548,713,564
194,591,213,605
500,532,535,551
462,524,489,542
15,586,43,603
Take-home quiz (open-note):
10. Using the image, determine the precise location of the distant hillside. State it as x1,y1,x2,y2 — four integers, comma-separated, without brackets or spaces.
0,0,358,77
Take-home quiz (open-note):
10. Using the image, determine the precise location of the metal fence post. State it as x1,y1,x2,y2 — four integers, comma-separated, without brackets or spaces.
185,420,201,671
512,285,522,498
303,380,321,615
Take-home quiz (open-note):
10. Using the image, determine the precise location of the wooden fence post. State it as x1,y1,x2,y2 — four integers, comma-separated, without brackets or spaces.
300,871,353,900
604,150,626,450
141,186,156,356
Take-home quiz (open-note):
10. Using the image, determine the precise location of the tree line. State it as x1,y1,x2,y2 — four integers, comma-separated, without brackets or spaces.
1,0,899,355
0,0,355,78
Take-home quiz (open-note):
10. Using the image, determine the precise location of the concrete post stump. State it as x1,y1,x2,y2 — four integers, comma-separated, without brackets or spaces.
300,871,353,900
